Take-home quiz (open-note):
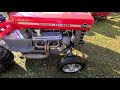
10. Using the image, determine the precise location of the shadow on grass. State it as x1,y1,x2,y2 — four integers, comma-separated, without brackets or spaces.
111,12,120,18
0,42,120,78
0,62,27,78
23,42,120,78
87,12,120,39
78,42,120,77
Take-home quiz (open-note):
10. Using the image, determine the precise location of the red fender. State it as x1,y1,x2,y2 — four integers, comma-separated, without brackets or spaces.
0,22,13,39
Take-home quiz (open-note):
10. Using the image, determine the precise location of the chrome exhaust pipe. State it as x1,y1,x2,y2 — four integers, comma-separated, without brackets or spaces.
21,54,48,59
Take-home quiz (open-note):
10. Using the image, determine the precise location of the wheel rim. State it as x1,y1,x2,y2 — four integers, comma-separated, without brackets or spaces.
62,63,82,73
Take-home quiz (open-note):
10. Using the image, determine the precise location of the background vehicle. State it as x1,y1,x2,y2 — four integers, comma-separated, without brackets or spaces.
91,12,110,20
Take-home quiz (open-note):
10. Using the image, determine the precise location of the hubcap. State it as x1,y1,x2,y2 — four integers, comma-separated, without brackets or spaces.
62,64,82,73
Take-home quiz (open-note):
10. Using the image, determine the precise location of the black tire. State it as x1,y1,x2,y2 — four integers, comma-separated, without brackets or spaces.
0,46,14,73
58,55,86,73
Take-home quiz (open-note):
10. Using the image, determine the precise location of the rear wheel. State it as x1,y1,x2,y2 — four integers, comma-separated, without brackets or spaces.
0,46,14,73
58,55,86,73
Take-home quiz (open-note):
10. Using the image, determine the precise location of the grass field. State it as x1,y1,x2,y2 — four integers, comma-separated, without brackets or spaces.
0,12,120,78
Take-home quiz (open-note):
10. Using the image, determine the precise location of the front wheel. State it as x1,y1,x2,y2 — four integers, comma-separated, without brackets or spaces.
58,55,86,73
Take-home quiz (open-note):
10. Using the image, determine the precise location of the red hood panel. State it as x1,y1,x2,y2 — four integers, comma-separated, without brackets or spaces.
9,12,94,30
10,12,93,19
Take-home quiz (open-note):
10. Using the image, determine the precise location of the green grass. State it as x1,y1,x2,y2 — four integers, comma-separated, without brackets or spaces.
0,12,120,78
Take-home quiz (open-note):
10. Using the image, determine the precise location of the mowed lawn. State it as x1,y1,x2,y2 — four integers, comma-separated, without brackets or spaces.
0,12,120,78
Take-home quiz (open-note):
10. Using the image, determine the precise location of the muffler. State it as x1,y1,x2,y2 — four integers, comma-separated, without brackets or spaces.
20,54,48,59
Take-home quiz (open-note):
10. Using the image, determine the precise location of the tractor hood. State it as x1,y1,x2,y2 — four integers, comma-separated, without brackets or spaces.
9,12,94,30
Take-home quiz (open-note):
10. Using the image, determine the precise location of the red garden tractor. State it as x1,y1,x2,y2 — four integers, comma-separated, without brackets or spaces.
0,12,94,73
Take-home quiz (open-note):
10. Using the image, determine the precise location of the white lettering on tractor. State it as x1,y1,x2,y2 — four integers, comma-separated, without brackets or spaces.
18,22,90,28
